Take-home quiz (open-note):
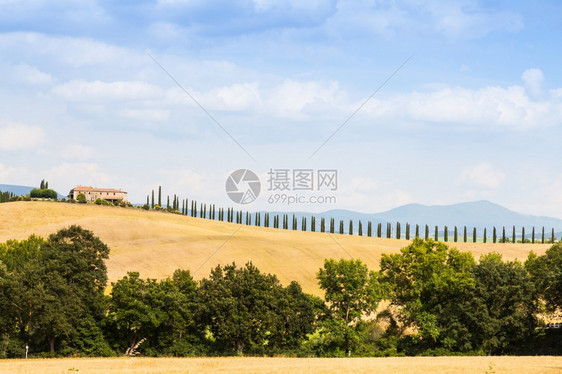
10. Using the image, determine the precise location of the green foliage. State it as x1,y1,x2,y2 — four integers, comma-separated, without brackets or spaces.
77,193,86,203
317,258,382,355
379,238,476,352
30,188,57,199
525,243,562,312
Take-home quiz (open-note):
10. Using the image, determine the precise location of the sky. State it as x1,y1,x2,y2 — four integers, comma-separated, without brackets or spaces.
1,0,562,217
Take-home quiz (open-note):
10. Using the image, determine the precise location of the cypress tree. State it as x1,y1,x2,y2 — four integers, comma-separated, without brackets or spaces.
444,226,448,242
532,227,535,243
425,224,429,240
330,218,335,234
311,216,316,232
146,195,149,207
483,228,487,243
454,226,458,242
405,223,410,240
45,181,48,189
151,189,155,209
396,222,401,239
321,217,326,233
502,226,506,243
358,221,362,236
522,227,525,243
493,227,497,243
377,223,382,238
367,222,372,237
464,226,467,242
542,227,545,244
434,225,438,241
513,225,516,244
158,186,161,207
387,222,391,238
473,227,477,243
349,220,353,235
339,220,344,235
415,224,419,238
302,217,307,231
552,228,555,243
40,179,45,189
167,196,170,209
293,214,297,230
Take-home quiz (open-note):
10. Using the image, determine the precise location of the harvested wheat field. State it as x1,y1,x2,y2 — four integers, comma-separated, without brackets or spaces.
1,356,561,374
0,201,551,295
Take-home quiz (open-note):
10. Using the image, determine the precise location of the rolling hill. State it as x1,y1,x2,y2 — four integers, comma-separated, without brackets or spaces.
0,201,553,296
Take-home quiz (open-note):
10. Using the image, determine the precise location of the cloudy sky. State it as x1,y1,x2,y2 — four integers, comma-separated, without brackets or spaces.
1,0,561,216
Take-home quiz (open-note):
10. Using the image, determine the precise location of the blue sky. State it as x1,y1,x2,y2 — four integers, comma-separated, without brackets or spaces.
1,0,562,217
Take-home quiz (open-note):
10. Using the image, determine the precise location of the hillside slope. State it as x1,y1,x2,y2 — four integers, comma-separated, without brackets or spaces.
0,202,551,295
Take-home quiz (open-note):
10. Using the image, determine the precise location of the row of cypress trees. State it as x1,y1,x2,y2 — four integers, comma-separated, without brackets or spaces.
145,186,558,244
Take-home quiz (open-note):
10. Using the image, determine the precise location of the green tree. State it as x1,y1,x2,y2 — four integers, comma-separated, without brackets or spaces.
525,243,562,312
466,253,538,355
379,239,476,352
198,262,289,354
317,258,382,356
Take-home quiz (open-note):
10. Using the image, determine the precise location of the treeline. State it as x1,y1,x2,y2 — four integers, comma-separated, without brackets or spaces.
0,190,15,203
146,186,560,244
1,227,560,358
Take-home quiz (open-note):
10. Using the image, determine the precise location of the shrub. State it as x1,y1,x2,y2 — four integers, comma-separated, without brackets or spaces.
77,193,87,203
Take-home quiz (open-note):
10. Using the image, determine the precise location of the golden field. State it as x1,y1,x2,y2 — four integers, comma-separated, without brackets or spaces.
0,201,552,296
1,356,561,374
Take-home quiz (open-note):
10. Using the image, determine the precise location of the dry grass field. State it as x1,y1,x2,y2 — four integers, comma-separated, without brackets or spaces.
1,356,561,374
0,201,551,296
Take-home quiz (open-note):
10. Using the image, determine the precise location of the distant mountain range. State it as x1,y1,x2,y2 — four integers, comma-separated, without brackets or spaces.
268,200,562,236
0,184,66,199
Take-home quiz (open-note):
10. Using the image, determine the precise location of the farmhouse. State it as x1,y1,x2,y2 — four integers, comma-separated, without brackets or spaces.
71,186,128,203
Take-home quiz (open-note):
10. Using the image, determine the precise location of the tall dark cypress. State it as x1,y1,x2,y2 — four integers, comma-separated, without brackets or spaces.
151,189,155,208
473,227,477,243
367,222,372,237
425,225,429,240
513,225,516,243
502,226,506,243
167,196,170,209
415,224,420,238
493,227,497,243
522,227,525,243
339,220,344,235
387,222,391,239
434,225,438,241
146,195,149,207
349,220,353,235
396,222,401,239
330,218,335,234
454,226,458,242
321,217,326,233
377,223,382,238
358,221,362,236
311,216,316,232
542,227,545,244
302,217,307,231
464,226,467,242
158,186,161,207
405,223,410,240
444,226,448,242
532,227,535,243
483,228,487,243
293,214,297,230
552,228,555,243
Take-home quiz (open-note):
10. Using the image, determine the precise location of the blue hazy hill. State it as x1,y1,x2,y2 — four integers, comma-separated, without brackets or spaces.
0,184,66,199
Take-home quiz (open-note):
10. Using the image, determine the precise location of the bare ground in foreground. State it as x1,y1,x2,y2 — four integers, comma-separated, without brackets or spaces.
1,356,561,374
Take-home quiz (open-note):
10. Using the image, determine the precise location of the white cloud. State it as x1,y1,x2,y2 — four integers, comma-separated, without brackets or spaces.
119,108,170,122
521,68,544,97
61,144,95,161
12,63,53,84
0,120,45,151
52,80,164,102
459,163,505,189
